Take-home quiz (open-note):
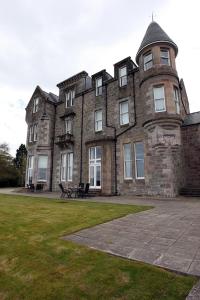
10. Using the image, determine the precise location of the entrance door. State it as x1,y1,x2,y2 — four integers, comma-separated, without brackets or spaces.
89,146,101,189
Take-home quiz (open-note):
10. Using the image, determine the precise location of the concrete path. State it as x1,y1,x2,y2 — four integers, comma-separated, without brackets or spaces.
1,188,200,276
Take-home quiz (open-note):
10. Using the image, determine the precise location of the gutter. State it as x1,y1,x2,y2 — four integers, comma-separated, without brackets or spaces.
49,104,56,191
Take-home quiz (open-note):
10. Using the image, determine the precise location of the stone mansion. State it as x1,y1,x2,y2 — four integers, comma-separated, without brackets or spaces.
25,21,200,197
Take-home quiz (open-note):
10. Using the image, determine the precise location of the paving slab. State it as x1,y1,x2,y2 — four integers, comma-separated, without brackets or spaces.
63,196,200,277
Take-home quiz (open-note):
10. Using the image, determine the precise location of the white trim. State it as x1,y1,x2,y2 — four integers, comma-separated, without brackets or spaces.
123,143,133,180
153,85,166,112
119,100,129,125
134,142,145,179
89,146,101,189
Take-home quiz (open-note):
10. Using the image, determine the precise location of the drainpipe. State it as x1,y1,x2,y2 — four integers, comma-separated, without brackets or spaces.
105,83,117,195
49,104,56,191
79,78,87,184
105,71,137,195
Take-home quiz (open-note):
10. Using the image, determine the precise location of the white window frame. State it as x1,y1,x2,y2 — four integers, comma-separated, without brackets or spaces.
89,146,101,189
153,85,166,112
95,77,102,96
119,66,127,87
123,143,133,179
160,48,170,66
37,155,48,182
33,124,38,141
173,87,180,114
95,110,103,132
33,98,39,113
134,142,145,179
29,125,33,142
66,90,75,107
65,119,72,134
27,155,34,183
120,100,129,125
144,51,153,71
67,153,73,181
60,153,67,181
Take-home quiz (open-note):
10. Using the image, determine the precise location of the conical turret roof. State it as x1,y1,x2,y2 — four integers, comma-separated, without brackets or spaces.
136,21,178,63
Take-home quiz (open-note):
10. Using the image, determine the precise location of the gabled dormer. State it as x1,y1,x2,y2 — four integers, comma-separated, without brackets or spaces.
57,71,91,107
114,57,137,87
91,70,113,97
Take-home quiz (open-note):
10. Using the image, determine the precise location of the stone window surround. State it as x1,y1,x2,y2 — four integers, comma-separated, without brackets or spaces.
160,47,171,66
37,155,48,182
65,89,75,108
95,77,103,96
143,50,153,71
94,109,103,132
33,97,39,113
173,86,180,114
119,65,128,87
123,143,133,180
60,151,74,182
119,99,129,126
153,84,166,113
122,141,145,181
29,123,38,143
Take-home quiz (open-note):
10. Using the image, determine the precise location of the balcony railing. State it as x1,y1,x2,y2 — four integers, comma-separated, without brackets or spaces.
55,133,74,147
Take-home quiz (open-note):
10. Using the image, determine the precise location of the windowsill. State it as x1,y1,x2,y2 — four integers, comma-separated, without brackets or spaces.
37,180,47,182
155,110,166,113
124,178,133,181
95,130,103,134
120,123,129,128
119,84,128,89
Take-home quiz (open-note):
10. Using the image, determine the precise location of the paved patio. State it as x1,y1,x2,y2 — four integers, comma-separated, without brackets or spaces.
1,188,200,277
62,196,200,277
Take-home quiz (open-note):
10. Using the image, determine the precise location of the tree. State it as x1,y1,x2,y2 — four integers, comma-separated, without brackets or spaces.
13,144,27,186
0,143,19,187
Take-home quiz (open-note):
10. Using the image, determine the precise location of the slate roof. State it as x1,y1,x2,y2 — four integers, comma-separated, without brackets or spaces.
136,21,178,63
182,112,200,126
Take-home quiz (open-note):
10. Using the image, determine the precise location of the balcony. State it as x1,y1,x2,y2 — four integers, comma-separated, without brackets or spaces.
55,133,74,147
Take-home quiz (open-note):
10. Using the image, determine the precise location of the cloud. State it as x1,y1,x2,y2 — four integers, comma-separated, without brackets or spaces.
0,0,199,155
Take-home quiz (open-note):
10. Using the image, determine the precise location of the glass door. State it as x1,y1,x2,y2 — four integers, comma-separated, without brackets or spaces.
89,146,102,188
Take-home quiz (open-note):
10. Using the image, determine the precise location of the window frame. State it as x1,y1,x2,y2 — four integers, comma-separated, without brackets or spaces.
119,66,127,87
143,51,153,71
67,152,73,182
153,85,166,112
119,100,129,125
95,77,103,96
134,142,145,179
33,98,39,113
37,155,48,182
65,90,75,108
65,118,72,134
173,86,180,114
95,109,103,132
33,124,38,141
29,125,33,142
123,143,133,180
160,48,170,66
60,153,67,182
27,155,34,184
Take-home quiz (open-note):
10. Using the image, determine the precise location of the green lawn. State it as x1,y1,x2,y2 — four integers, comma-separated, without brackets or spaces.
0,194,197,300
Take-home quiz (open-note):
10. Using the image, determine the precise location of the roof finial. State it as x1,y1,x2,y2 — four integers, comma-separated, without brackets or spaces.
152,12,154,22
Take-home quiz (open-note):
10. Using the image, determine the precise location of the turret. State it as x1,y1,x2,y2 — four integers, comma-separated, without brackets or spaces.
136,22,183,197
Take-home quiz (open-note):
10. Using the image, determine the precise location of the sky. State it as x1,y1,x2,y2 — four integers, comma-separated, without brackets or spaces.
0,0,199,156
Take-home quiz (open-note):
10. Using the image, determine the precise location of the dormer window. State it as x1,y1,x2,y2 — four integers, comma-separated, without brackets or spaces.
33,98,39,113
65,118,72,134
95,77,102,96
119,66,127,87
160,48,170,65
144,51,153,71
66,90,75,107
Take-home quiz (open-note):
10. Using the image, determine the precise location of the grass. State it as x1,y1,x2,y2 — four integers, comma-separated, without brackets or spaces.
0,194,197,300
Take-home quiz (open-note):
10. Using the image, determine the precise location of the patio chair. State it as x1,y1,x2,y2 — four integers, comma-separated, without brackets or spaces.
78,183,90,198
59,183,73,198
